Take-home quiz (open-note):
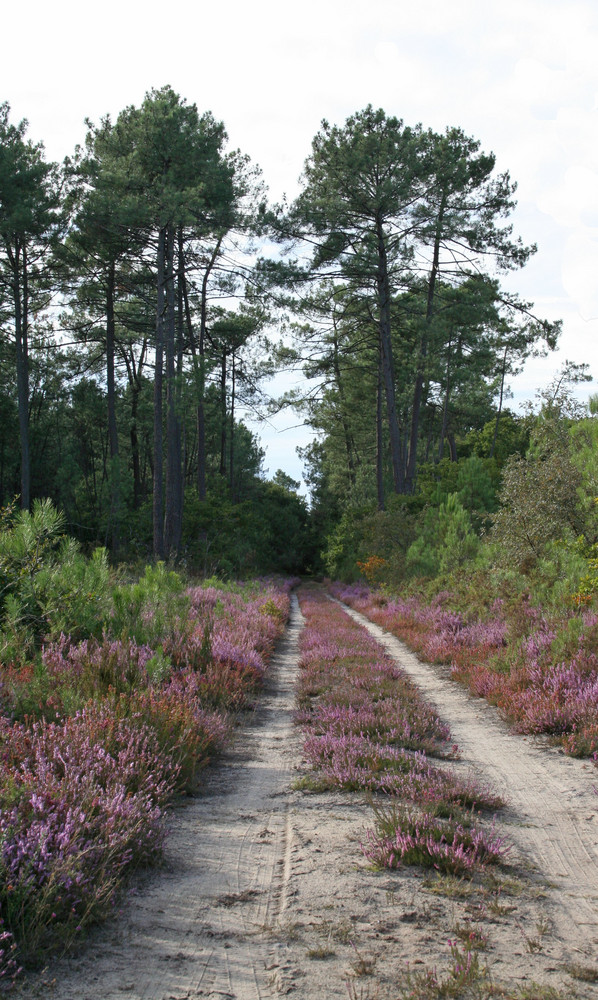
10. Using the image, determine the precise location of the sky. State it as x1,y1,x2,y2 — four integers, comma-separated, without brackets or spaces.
3,0,598,487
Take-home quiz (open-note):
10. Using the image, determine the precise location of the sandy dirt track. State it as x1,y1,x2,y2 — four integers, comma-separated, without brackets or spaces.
20,592,598,999
340,602,598,961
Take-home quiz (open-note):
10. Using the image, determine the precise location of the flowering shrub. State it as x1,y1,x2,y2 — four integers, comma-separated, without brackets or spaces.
363,804,509,874
330,581,598,758
0,927,19,986
0,707,173,960
296,586,504,877
0,574,291,977
111,687,229,793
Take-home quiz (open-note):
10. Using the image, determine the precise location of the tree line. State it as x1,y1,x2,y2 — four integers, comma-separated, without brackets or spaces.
0,91,560,574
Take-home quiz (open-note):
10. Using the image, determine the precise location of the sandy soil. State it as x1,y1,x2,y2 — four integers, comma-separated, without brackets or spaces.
18,593,598,999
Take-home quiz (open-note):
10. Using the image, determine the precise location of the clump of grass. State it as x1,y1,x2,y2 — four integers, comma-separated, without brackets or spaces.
564,962,598,983
482,872,525,897
423,874,479,899
519,916,551,954
306,945,336,960
452,920,488,951
398,942,491,999
397,941,574,999
349,943,377,977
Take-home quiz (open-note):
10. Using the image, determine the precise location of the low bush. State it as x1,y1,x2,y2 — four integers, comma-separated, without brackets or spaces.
296,585,504,879
331,581,598,757
0,706,174,961
363,802,509,875
0,572,292,978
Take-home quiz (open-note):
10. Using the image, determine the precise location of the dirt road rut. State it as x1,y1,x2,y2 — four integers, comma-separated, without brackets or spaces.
341,600,598,965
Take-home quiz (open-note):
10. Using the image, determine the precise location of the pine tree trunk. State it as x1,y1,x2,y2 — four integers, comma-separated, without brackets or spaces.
12,242,30,510
130,385,141,509
376,217,405,493
437,336,452,462
229,352,235,498
153,227,166,560
219,350,227,477
196,236,222,500
106,261,120,555
331,319,357,490
406,190,446,493
491,346,508,458
164,224,182,558
376,345,385,511
197,263,209,500
175,227,185,533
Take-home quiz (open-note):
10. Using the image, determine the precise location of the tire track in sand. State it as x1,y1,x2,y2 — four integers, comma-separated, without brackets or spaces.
338,598,598,964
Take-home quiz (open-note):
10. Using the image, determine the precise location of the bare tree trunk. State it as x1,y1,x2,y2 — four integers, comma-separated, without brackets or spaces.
406,190,446,493
153,227,166,560
106,260,120,555
196,236,223,499
175,227,185,533
448,433,458,462
376,217,405,494
437,335,452,462
229,351,235,498
130,388,141,508
11,242,30,510
123,337,146,511
331,316,357,490
376,344,385,511
491,345,508,459
219,349,227,477
164,224,182,558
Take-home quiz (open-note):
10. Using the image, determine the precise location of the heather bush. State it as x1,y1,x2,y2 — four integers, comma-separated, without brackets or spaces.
0,573,292,978
0,707,175,961
0,928,20,986
363,802,509,874
40,636,154,718
2,578,289,727
296,585,504,878
332,578,598,757
112,687,229,792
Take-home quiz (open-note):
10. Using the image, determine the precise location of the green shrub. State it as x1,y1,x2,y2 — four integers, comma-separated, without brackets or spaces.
406,494,479,579
31,541,112,642
109,562,189,646
0,500,113,658
490,450,583,571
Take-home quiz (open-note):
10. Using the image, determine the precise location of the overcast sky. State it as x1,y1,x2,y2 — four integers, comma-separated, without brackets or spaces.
3,0,597,485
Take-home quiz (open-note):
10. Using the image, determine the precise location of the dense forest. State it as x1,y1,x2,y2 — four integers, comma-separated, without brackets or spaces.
2,85,591,592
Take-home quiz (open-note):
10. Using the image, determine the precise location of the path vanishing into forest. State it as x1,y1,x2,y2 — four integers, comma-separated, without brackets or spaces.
21,591,598,1000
